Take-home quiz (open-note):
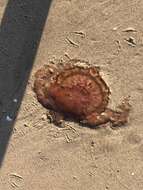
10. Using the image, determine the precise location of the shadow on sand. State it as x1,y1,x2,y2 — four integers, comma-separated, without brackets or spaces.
0,0,52,167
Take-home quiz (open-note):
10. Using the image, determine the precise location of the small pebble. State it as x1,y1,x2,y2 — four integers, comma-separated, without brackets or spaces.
24,123,30,127
41,114,47,121
73,176,78,180
13,99,18,103
112,27,118,31
131,172,135,176
91,141,95,147
6,115,13,122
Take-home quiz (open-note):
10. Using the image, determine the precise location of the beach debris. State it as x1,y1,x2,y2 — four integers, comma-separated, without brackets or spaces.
72,31,86,38
24,123,30,127
65,133,72,143
10,173,23,179
125,36,136,47
122,27,136,32
66,37,79,47
116,40,122,49
64,53,72,60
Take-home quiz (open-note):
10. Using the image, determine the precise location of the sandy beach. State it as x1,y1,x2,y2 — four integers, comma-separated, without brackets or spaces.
0,0,143,189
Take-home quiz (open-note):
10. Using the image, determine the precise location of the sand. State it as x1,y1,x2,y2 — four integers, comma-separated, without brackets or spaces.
0,0,143,189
